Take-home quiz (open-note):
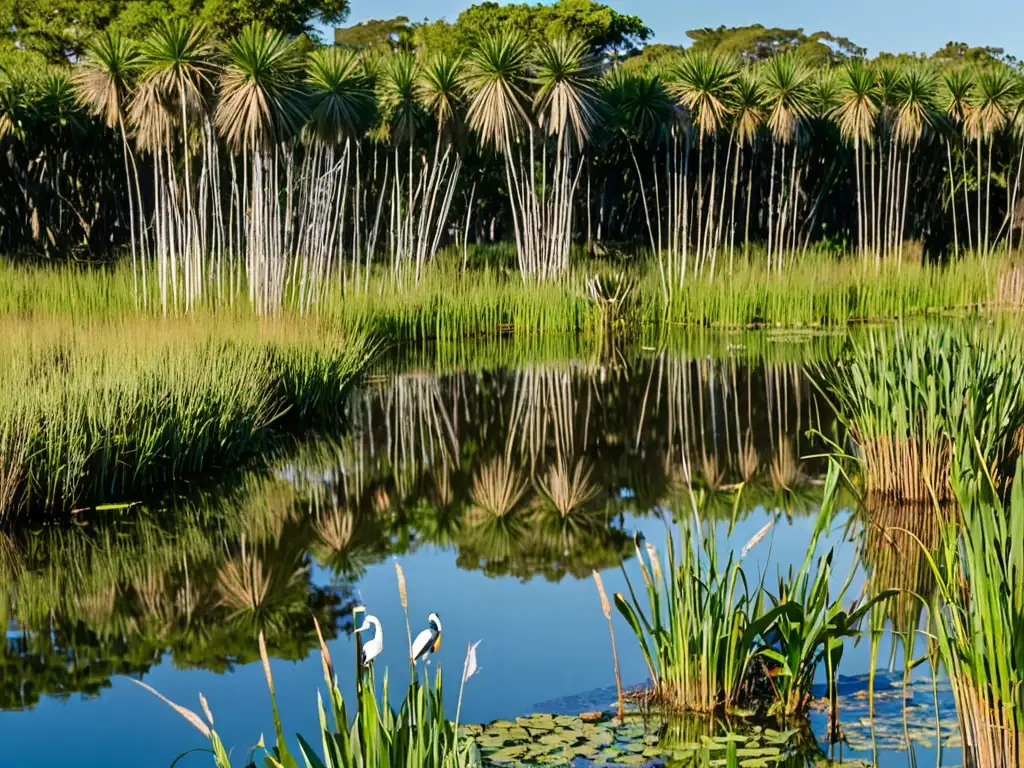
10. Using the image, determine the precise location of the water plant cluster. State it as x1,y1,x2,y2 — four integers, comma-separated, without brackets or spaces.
815,322,1024,501
615,463,890,725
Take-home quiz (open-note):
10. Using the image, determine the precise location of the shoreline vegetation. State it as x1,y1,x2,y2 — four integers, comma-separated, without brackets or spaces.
6,12,1024,324
0,249,1017,335
0,315,372,520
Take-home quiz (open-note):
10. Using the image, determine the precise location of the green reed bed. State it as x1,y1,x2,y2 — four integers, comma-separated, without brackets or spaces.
0,258,598,342
643,253,1000,328
0,316,372,519
321,264,597,343
0,250,1019,346
924,453,1024,767
813,323,1024,502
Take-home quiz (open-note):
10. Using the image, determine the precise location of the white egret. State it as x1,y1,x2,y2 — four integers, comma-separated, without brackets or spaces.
356,614,383,667
411,612,442,663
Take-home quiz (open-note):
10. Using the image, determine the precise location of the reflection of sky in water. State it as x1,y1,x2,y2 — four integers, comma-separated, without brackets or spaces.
3,506,959,767
0,347,961,767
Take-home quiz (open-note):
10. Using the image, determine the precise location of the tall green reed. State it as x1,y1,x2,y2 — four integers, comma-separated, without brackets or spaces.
0,317,373,518
922,447,1024,767
0,248,1018,340
614,511,765,713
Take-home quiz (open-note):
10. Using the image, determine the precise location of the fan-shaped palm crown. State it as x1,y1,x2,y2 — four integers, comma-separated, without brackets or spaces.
759,53,813,144
833,60,879,145
131,19,219,152
463,31,531,149
728,68,765,146
76,31,143,129
533,36,601,146
600,66,674,143
670,51,737,136
305,46,373,144
418,53,465,133
216,22,308,153
377,51,425,145
893,65,939,145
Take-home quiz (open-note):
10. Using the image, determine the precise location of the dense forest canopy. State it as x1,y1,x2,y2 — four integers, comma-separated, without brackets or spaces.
334,0,650,56
0,0,351,60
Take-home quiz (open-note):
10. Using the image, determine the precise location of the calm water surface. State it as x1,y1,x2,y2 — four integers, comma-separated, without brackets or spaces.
0,335,958,766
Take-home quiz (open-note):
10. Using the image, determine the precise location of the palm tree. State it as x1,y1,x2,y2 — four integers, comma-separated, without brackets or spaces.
464,31,530,150
892,64,939,263
132,19,219,312
377,51,425,278
600,66,674,292
874,64,904,260
941,67,976,255
416,53,466,278
76,32,146,303
533,36,601,279
1004,74,1024,251
727,67,765,269
669,51,736,277
834,60,879,262
464,31,531,275
970,66,1018,254
759,53,814,272
300,46,374,306
216,22,307,314
465,32,599,281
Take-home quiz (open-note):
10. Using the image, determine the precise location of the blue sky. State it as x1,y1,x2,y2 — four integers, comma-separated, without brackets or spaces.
322,0,1022,59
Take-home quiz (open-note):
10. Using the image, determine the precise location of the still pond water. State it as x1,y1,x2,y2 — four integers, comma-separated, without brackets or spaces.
1,334,959,766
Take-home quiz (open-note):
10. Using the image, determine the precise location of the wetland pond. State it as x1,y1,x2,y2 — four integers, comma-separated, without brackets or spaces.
0,333,959,767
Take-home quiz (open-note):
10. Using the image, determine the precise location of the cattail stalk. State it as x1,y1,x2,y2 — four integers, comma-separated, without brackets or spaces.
395,560,413,669
593,570,623,720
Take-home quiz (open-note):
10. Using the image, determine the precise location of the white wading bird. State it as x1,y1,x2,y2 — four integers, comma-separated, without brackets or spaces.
411,612,442,664
356,614,383,667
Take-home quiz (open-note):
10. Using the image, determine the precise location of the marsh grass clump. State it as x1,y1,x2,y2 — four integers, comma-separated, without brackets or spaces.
814,324,1024,502
924,451,1024,767
615,518,761,713
615,462,892,721
0,317,372,519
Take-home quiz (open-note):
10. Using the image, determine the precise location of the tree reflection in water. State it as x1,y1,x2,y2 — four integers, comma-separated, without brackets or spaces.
0,338,842,711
